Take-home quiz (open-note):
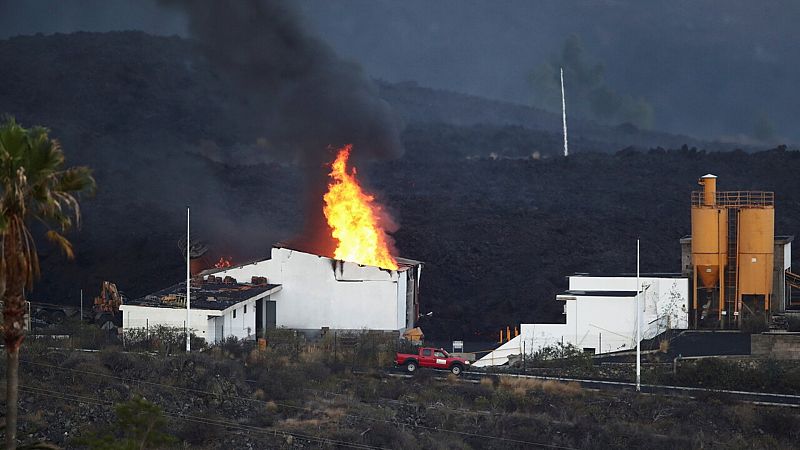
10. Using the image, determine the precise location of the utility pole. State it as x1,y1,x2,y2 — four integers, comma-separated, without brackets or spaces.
560,67,569,157
79,289,83,324
636,239,641,392
186,207,191,352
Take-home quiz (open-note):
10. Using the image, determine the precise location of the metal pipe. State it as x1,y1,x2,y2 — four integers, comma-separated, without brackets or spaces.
636,239,641,392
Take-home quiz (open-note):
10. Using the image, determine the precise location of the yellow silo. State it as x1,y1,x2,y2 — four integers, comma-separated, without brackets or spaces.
689,175,776,328
737,206,775,312
691,174,728,323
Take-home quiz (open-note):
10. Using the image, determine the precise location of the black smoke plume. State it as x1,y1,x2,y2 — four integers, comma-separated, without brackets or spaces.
161,0,403,254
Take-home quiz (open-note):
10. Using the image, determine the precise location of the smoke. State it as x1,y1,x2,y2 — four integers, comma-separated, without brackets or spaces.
160,0,402,161
160,0,404,254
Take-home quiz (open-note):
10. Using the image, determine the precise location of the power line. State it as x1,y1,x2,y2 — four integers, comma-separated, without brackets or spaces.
20,358,578,449
18,384,388,450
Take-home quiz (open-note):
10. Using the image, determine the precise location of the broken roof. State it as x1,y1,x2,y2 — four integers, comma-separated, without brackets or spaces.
200,245,423,277
127,281,281,311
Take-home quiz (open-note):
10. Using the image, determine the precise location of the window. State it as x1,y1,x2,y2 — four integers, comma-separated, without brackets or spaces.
233,309,237,319
244,305,247,314
434,351,446,358
422,349,432,357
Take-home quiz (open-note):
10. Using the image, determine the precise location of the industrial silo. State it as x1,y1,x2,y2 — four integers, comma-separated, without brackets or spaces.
688,175,776,328
737,202,775,316
691,174,728,325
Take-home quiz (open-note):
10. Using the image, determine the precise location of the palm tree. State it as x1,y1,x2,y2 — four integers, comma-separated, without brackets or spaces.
0,118,95,449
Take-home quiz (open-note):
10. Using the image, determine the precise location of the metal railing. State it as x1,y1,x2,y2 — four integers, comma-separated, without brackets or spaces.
691,191,774,208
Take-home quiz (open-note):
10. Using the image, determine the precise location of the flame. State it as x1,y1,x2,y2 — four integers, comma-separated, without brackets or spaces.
323,145,398,270
214,257,232,269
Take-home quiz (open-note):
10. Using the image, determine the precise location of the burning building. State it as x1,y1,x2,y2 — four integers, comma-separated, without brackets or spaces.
121,145,422,342
120,246,421,342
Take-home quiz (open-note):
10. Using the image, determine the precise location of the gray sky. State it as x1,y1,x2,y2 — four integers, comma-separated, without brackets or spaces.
1,0,798,143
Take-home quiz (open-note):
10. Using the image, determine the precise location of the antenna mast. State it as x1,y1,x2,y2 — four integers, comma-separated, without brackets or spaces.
560,67,569,157
186,207,191,352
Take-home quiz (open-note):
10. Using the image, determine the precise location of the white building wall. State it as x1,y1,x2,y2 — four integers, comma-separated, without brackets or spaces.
220,298,258,340
120,305,220,340
396,274,408,330
474,275,689,367
213,247,411,331
785,242,792,270
121,299,260,343
570,276,689,333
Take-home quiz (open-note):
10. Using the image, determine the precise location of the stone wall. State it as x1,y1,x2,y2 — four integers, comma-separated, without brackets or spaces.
751,333,800,359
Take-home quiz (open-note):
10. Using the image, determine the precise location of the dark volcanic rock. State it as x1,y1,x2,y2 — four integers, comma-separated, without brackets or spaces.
0,32,797,340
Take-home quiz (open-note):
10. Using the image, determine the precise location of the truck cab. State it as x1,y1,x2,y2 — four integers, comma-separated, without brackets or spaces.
395,347,470,375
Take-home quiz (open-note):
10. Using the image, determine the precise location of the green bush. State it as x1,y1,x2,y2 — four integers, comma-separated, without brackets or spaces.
73,396,176,449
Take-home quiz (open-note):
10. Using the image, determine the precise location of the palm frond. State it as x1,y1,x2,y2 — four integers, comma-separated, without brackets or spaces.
45,230,74,260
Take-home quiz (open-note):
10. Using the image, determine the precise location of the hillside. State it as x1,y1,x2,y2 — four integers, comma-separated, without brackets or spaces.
0,32,798,340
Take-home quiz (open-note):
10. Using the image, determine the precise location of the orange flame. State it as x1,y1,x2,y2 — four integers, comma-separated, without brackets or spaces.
214,257,232,269
323,145,398,270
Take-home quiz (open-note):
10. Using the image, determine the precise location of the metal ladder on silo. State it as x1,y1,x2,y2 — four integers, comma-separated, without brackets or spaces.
724,207,739,328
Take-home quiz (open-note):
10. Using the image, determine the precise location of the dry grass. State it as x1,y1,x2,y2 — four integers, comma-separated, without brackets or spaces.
541,380,582,396
499,376,542,394
659,339,670,353
498,376,582,397
323,407,347,420
299,345,324,363
279,417,323,428
480,377,496,390
265,400,278,412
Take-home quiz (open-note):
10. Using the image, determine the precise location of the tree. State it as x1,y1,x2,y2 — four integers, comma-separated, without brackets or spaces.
74,397,177,450
0,118,95,449
530,34,654,130
752,112,776,142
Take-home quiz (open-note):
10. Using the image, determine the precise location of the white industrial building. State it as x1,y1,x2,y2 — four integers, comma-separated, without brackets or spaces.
474,274,689,367
120,246,422,343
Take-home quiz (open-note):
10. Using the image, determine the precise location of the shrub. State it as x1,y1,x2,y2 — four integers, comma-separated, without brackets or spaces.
73,396,176,449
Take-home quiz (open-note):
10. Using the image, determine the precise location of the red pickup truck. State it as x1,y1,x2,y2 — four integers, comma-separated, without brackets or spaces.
395,347,470,375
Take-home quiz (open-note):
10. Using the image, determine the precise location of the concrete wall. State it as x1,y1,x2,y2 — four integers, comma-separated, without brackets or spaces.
568,276,690,334
752,333,800,359
474,275,689,367
120,305,220,340
213,247,415,332
219,298,258,341
121,298,259,343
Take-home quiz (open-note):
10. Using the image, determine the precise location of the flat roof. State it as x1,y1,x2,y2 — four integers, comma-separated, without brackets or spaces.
561,290,638,298
570,272,686,279
128,281,281,311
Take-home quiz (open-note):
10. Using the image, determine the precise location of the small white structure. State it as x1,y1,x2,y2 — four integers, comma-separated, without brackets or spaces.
121,246,422,343
120,281,281,343
474,274,689,367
